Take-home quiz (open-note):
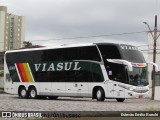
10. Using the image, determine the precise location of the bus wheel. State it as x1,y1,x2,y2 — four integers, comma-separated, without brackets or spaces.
29,87,37,99
116,98,125,102
96,88,105,101
19,87,28,99
49,96,58,100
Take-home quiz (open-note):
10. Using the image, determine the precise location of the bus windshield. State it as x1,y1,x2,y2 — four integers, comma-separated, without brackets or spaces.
128,67,148,86
119,44,145,63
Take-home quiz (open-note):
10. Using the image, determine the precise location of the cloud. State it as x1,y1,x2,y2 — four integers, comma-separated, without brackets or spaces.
0,0,159,46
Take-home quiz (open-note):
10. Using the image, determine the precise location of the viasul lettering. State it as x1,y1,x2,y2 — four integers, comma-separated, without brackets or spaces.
120,45,138,50
34,62,81,71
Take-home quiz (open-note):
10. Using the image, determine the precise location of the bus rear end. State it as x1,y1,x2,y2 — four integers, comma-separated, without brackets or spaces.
4,51,18,94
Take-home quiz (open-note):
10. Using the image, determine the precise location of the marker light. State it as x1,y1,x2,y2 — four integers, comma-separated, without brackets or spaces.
132,63,146,67
136,63,146,67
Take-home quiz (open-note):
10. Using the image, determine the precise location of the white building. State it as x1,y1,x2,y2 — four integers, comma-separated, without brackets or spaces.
0,6,25,88
0,6,25,51
147,31,160,100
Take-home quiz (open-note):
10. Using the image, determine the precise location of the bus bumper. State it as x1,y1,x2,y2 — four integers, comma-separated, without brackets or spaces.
127,91,149,99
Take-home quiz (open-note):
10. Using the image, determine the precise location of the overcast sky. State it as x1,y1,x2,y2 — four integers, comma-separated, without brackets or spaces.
1,0,160,46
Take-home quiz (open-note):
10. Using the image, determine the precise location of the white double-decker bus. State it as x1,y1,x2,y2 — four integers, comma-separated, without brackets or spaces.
4,43,158,102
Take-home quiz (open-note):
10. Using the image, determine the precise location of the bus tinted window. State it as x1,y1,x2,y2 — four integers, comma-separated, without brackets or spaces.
119,44,145,63
6,51,42,63
41,46,101,62
6,46,101,63
98,45,121,59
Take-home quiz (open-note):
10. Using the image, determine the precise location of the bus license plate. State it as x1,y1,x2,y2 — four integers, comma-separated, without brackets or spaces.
139,95,143,99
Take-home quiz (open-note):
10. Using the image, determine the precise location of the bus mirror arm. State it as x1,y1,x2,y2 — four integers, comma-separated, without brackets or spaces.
106,59,133,71
147,61,159,72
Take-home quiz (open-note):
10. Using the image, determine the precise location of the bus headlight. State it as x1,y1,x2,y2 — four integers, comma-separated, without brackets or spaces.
129,88,134,91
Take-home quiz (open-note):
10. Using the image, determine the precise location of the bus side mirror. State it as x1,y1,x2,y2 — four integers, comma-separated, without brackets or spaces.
107,59,133,71
147,61,159,72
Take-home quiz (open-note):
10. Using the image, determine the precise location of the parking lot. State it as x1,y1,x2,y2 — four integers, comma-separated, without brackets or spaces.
0,93,160,112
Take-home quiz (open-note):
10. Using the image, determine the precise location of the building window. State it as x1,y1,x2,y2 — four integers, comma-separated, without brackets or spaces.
6,36,8,39
11,22,14,26
11,17,14,21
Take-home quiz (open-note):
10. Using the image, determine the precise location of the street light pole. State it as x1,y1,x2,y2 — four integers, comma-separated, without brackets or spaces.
152,15,157,100
143,15,159,100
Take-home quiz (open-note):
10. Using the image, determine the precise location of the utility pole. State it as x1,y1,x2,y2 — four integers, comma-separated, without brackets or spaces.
152,15,157,100
143,15,160,100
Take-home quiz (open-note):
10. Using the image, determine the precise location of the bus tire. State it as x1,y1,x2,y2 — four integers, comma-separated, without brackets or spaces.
96,88,105,101
116,98,125,102
19,87,28,99
29,87,37,99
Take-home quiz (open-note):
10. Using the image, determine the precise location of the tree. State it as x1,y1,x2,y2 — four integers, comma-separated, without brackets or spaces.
23,41,32,48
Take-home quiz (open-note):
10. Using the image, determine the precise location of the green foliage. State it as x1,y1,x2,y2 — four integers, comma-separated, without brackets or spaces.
23,41,32,48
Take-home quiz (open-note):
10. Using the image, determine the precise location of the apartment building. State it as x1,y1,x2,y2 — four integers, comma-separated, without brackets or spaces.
0,6,25,51
0,6,25,88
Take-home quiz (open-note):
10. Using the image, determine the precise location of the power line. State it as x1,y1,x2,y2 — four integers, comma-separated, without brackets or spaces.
137,44,149,47
30,31,148,42
141,49,160,51
0,30,148,44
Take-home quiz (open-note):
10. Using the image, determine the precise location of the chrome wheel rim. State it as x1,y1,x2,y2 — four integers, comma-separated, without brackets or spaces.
97,90,101,99
21,89,26,97
30,90,36,98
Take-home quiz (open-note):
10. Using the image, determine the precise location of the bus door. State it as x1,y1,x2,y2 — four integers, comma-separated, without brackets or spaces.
107,81,114,98
106,69,125,98
106,59,133,98
113,82,125,98
107,81,125,98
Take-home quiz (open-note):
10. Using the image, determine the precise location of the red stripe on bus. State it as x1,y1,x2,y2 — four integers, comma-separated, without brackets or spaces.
16,63,24,82
16,63,29,82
